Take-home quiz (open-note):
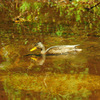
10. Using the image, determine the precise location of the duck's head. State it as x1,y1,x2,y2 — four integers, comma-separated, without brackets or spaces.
30,42,45,54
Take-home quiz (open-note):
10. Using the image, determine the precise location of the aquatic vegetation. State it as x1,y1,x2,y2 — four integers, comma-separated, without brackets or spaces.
4,73,100,99
0,0,98,36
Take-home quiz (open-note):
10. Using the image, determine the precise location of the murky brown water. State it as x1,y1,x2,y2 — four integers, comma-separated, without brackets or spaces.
0,33,100,100
0,1,100,99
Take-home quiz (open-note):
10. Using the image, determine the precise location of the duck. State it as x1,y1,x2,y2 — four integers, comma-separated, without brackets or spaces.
30,42,82,55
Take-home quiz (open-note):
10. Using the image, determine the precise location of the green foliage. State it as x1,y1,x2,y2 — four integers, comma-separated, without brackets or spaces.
19,1,30,12
0,3,4,10
56,30,63,36
24,39,28,45
55,25,64,36
26,15,31,21
17,1,100,36
1,0,100,36
96,6,100,15
66,2,85,23
32,2,42,10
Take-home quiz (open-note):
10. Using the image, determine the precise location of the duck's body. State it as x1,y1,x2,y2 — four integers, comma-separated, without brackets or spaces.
30,42,82,54
45,45,82,54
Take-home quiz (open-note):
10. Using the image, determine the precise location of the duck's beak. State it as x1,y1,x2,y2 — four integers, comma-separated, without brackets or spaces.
30,47,37,51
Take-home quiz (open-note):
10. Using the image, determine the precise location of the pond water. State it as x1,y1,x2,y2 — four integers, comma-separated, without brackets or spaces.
0,30,100,100
0,2,100,100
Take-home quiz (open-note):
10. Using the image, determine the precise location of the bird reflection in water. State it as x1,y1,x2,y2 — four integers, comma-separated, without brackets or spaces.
31,54,46,65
